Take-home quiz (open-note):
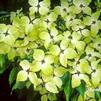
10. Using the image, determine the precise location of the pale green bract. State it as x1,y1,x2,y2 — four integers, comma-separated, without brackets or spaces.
0,0,101,100
17,70,28,81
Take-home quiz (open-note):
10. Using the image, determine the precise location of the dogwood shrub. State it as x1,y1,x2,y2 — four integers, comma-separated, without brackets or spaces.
0,0,101,100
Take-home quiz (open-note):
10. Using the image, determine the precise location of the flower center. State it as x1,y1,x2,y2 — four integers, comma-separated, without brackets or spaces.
92,21,96,24
36,4,40,9
63,8,67,12
68,35,72,39
88,54,91,57
41,59,45,64
98,43,101,47
61,49,65,54
80,4,85,8
76,70,80,76
45,19,50,24
4,31,9,36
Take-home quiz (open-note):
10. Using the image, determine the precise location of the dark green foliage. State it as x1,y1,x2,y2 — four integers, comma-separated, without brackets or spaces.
76,81,86,99
62,73,72,101
9,67,18,85
0,54,9,74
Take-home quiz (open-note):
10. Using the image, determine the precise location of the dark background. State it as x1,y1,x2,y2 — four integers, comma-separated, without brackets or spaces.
0,0,28,11
0,0,29,100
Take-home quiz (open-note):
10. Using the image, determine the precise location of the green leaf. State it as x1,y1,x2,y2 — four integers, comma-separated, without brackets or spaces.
26,81,32,89
83,7,91,15
64,79,72,101
62,73,72,101
95,91,101,100
12,82,26,91
0,54,5,69
92,11,100,20
71,93,79,101
0,54,9,74
48,93,57,101
9,67,18,85
39,87,47,95
61,73,68,84
76,81,86,98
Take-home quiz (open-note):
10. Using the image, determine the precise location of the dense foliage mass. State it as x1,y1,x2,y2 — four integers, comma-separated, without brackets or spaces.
0,0,101,101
